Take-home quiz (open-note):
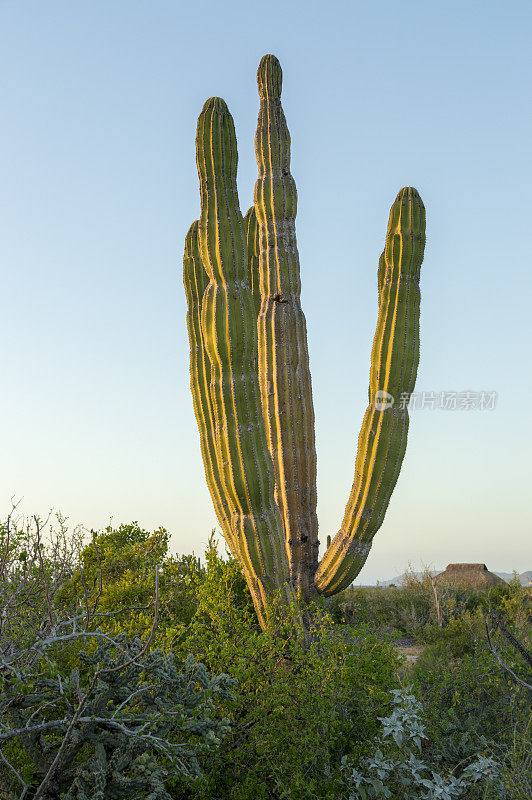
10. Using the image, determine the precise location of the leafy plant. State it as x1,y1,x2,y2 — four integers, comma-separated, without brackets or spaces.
341,688,504,799
57,521,206,647
167,539,400,800
412,610,531,769
494,713,532,800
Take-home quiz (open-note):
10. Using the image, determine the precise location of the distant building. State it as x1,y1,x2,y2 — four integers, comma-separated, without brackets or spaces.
435,563,504,589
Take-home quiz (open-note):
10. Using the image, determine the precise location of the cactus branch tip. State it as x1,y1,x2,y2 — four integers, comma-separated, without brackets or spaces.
257,54,282,99
199,96,231,118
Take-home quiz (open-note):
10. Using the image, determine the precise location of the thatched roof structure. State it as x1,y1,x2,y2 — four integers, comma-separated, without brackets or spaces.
435,563,504,590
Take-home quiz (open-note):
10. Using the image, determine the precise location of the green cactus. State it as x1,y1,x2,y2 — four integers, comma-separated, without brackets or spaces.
184,221,234,556
254,55,319,598
183,55,426,625
315,186,425,595
193,96,292,627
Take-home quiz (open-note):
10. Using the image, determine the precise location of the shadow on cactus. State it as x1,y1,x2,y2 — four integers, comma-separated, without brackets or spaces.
183,54,426,627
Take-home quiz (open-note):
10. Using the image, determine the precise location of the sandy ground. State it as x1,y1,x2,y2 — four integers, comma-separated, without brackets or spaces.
395,644,425,667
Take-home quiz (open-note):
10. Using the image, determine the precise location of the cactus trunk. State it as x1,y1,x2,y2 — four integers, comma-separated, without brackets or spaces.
254,56,319,600
183,57,426,629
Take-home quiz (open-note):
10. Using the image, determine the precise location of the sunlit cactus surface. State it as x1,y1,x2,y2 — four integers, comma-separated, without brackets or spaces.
183,54,426,625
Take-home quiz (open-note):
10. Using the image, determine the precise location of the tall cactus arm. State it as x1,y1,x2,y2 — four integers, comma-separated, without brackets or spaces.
195,96,291,625
254,55,319,599
183,220,240,559
315,188,426,595
244,207,262,320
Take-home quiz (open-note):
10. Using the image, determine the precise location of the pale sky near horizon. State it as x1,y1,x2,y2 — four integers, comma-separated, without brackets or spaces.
1,0,531,583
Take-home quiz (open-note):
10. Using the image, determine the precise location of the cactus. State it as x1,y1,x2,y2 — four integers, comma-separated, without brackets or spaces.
183,55,426,625
315,186,425,595
191,96,292,627
254,55,319,598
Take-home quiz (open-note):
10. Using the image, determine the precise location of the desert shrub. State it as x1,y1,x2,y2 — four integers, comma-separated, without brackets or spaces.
166,540,400,800
420,615,479,654
333,571,531,650
57,522,206,648
1,637,235,800
57,531,529,799
331,571,439,638
490,578,531,632
331,573,531,786
341,687,504,799
15,514,529,799
20,523,401,800
411,608,531,770
0,512,83,652
0,514,234,800
494,713,532,800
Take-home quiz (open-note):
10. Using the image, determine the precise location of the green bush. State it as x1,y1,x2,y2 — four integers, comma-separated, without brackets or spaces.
332,571,531,646
331,571,531,792
0,517,234,800
330,571,439,638
165,540,400,800
342,687,504,799
43,526,402,799
495,713,532,800
57,522,207,649
1,639,235,800
411,610,531,771
7,514,528,799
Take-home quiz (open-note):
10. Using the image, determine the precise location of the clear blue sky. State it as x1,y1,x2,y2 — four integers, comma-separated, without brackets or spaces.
1,0,530,582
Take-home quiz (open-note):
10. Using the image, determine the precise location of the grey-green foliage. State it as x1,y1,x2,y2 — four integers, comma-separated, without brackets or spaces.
1,634,235,800
341,688,504,799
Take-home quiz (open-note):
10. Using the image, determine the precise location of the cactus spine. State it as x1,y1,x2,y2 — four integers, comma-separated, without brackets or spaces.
183,57,426,626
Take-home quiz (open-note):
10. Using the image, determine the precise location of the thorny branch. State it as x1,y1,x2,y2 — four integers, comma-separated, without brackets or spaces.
0,507,163,800
485,608,532,692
